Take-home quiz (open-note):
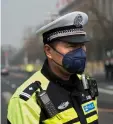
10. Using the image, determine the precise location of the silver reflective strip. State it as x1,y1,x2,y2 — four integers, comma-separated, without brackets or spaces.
48,30,86,41
21,92,31,98
81,74,89,90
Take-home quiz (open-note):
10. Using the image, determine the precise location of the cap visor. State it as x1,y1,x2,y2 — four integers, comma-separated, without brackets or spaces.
59,35,90,43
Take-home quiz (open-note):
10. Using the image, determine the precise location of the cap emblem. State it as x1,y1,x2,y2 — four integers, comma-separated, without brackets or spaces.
74,14,83,27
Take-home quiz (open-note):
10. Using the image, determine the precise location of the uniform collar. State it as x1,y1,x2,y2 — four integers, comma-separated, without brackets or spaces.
41,59,80,91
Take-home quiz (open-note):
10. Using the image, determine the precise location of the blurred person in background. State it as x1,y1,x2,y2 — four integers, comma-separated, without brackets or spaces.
7,11,99,124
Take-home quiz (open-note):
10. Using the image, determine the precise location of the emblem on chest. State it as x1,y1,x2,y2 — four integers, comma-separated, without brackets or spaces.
82,101,96,114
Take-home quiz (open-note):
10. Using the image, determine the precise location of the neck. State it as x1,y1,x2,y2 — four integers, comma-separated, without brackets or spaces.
48,59,71,81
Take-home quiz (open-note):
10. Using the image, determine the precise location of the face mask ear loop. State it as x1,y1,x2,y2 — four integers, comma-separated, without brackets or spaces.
49,45,64,56
48,45,65,68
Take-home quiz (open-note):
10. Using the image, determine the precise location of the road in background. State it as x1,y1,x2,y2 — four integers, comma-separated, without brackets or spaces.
94,74,113,124
1,72,113,124
97,81,113,123
1,72,28,124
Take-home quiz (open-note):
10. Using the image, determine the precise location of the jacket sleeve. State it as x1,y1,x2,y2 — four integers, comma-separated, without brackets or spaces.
7,97,41,124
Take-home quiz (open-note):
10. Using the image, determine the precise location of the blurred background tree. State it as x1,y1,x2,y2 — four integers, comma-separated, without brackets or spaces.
88,0,113,60
23,27,45,62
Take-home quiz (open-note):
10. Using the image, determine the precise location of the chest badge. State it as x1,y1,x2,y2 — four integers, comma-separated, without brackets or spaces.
58,101,69,110
82,101,95,113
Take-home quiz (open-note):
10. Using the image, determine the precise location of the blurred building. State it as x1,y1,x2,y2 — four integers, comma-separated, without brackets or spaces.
58,0,113,61
59,0,113,20
95,0,113,21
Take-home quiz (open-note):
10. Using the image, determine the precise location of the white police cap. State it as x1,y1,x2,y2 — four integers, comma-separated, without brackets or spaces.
36,11,89,44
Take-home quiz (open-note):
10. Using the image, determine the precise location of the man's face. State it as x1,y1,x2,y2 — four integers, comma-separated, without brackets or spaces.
44,41,86,72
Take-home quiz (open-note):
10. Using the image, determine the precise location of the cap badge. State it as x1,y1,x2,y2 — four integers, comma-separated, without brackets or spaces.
74,14,83,27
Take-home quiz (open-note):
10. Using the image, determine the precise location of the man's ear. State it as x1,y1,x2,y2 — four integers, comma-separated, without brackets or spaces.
44,44,52,59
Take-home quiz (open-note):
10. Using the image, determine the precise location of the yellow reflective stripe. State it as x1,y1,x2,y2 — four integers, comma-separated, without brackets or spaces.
73,122,81,124
77,74,92,80
86,114,98,123
57,108,78,123
43,116,62,124
36,70,49,90
82,101,96,115
77,74,81,79
43,108,78,124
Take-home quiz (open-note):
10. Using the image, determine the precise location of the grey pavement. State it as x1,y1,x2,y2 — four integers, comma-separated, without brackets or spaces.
99,111,113,124
98,81,113,104
95,75,113,124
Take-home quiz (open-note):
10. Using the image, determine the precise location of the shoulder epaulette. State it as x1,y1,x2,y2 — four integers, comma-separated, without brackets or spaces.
19,81,41,101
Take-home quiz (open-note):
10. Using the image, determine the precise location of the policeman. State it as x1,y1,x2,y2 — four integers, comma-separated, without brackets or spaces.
7,11,99,124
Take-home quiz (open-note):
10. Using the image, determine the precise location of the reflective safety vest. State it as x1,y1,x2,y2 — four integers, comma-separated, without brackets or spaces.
7,70,98,124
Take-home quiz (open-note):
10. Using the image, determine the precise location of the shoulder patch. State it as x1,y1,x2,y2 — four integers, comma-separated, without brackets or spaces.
19,81,41,101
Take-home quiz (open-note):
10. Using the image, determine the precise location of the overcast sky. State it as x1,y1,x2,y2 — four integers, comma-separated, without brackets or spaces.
1,0,58,48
